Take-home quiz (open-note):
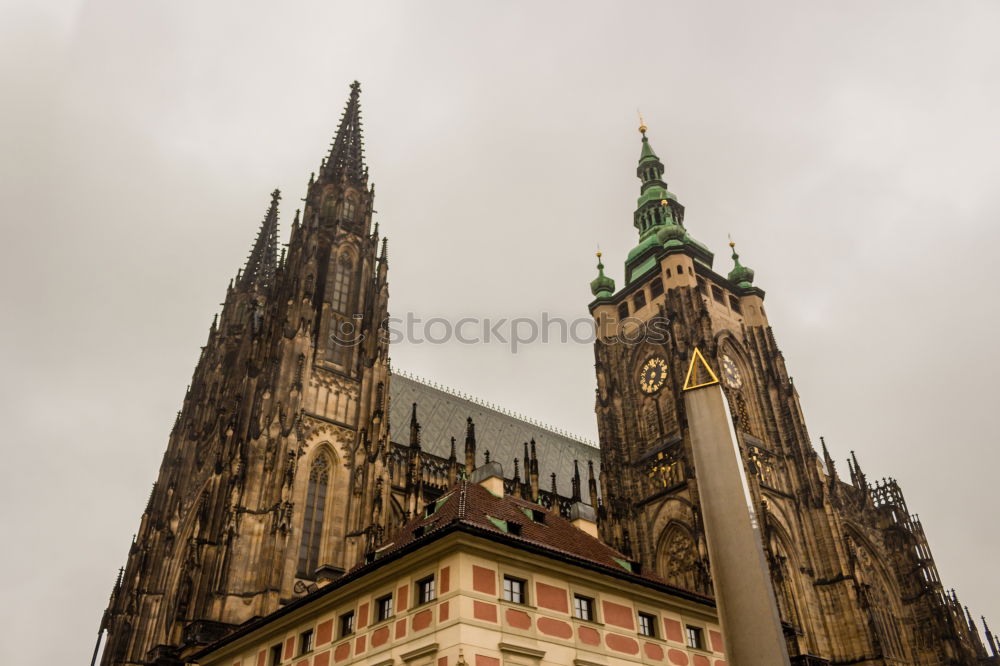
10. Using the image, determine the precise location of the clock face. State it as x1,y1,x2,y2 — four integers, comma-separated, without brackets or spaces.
722,355,743,389
639,357,669,394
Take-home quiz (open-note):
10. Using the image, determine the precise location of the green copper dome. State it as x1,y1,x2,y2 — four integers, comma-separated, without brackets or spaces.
727,242,755,288
627,232,659,261
657,221,686,248
590,253,616,298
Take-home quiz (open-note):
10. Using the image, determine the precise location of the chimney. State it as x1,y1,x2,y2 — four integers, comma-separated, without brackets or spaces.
569,502,598,538
472,461,505,496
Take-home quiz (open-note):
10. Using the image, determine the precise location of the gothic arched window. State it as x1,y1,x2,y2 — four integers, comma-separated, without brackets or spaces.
657,524,705,594
298,455,330,577
341,197,357,222
330,255,353,313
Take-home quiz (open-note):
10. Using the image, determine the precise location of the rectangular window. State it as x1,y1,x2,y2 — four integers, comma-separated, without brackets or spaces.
649,277,663,298
417,575,436,605
617,302,630,319
638,612,656,637
573,594,594,621
299,629,314,655
697,276,707,294
686,625,704,649
711,285,725,304
729,295,742,313
339,611,354,638
269,644,283,666
633,290,647,310
503,576,526,604
376,594,393,622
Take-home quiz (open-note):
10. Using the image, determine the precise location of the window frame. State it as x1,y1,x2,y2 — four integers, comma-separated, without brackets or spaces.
638,611,656,637
685,624,704,650
329,254,354,314
297,455,331,577
573,594,596,622
416,575,436,605
649,277,664,299
298,628,314,655
633,289,647,311
502,575,527,605
338,610,355,638
269,643,283,666
375,593,394,622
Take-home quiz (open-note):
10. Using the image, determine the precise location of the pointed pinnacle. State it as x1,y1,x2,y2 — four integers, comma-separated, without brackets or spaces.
323,80,367,185
240,189,281,291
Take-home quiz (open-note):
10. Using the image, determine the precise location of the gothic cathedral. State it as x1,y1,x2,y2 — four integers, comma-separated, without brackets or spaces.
96,83,997,666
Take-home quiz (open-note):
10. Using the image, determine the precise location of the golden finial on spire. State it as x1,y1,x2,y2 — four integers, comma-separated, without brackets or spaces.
728,233,736,249
638,109,647,135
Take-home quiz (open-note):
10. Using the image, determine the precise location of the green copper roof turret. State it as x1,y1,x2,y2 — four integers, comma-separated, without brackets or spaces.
727,241,755,288
639,124,659,164
636,118,667,190
622,119,715,285
590,252,616,298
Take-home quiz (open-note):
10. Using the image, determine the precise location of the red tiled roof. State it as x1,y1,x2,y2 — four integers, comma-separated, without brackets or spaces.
363,480,712,604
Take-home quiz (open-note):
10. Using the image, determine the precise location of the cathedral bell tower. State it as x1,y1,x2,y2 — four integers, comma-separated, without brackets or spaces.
589,121,728,589
587,120,803,644
585,122,988,664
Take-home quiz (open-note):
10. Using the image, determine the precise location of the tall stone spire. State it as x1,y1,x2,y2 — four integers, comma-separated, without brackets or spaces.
821,436,840,484
849,450,869,494
323,80,367,186
464,416,477,476
571,459,582,502
983,616,998,657
587,460,599,508
409,402,421,449
239,189,280,291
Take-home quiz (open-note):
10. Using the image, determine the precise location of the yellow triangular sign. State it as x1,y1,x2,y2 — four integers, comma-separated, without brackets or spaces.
683,347,720,391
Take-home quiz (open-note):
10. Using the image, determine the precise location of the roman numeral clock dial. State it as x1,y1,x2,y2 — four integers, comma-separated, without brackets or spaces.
721,354,743,389
639,357,669,394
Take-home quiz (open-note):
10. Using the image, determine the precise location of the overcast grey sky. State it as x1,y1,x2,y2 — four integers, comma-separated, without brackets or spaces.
1,1,998,663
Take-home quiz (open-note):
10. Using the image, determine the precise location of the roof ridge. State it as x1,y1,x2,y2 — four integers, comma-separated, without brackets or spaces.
393,368,597,447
